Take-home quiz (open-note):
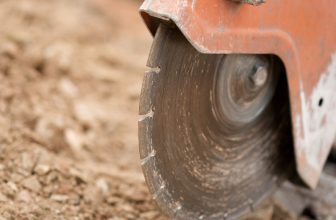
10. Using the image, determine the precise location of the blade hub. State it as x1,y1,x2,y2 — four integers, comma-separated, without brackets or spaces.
214,55,279,126
250,65,268,87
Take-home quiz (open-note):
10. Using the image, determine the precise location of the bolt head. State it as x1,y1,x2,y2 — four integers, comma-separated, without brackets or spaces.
251,66,268,87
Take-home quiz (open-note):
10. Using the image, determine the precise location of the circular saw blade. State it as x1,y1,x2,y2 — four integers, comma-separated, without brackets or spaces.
139,24,294,220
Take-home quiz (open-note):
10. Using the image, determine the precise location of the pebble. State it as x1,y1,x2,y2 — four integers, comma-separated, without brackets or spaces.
0,192,8,202
16,190,31,203
65,129,83,152
83,185,103,203
0,41,19,58
120,204,135,213
22,176,42,192
46,171,59,184
10,172,25,182
123,187,146,202
51,194,69,203
34,164,50,175
69,167,88,183
7,181,18,192
43,185,54,195
58,78,78,98
73,100,106,127
68,193,80,205
44,42,73,73
74,101,94,126
95,178,109,195
140,211,160,219
21,152,37,174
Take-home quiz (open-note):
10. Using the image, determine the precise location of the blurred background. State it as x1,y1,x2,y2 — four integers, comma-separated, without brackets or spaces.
0,0,161,219
0,0,334,219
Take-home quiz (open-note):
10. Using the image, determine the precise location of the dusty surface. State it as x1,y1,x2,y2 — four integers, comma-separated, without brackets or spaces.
0,0,160,219
0,0,333,219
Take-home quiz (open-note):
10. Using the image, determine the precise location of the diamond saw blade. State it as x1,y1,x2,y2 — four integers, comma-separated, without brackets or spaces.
139,24,294,220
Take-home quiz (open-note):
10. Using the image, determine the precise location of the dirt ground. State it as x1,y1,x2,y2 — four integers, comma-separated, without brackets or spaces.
0,0,333,219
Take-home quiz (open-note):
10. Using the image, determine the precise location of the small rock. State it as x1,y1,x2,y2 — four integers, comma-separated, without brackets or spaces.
43,185,55,195
2,182,17,198
65,129,83,152
34,164,50,175
68,193,80,205
10,172,25,182
0,192,8,202
120,203,134,212
86,62,122,82
22,176,42,192
95,178,109,195
140,211,160,219
73,101,106,127
46,171,59,184
58,78,78,98
51,194,68,203
21,152,37,174
23,45,44,70
123,187,146,202
124,213,136,220
44,42,73,73
74,101,94,126
8,30,31,45
0,41,19,58
56,183,73,194
83,185,102,203
69,167,89,183
16,190,31,203
34,115,65,146
34,117,54,139
7,182,18,193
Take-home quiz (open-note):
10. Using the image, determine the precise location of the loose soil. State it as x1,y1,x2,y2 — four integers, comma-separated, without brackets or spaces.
0,0,333,219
